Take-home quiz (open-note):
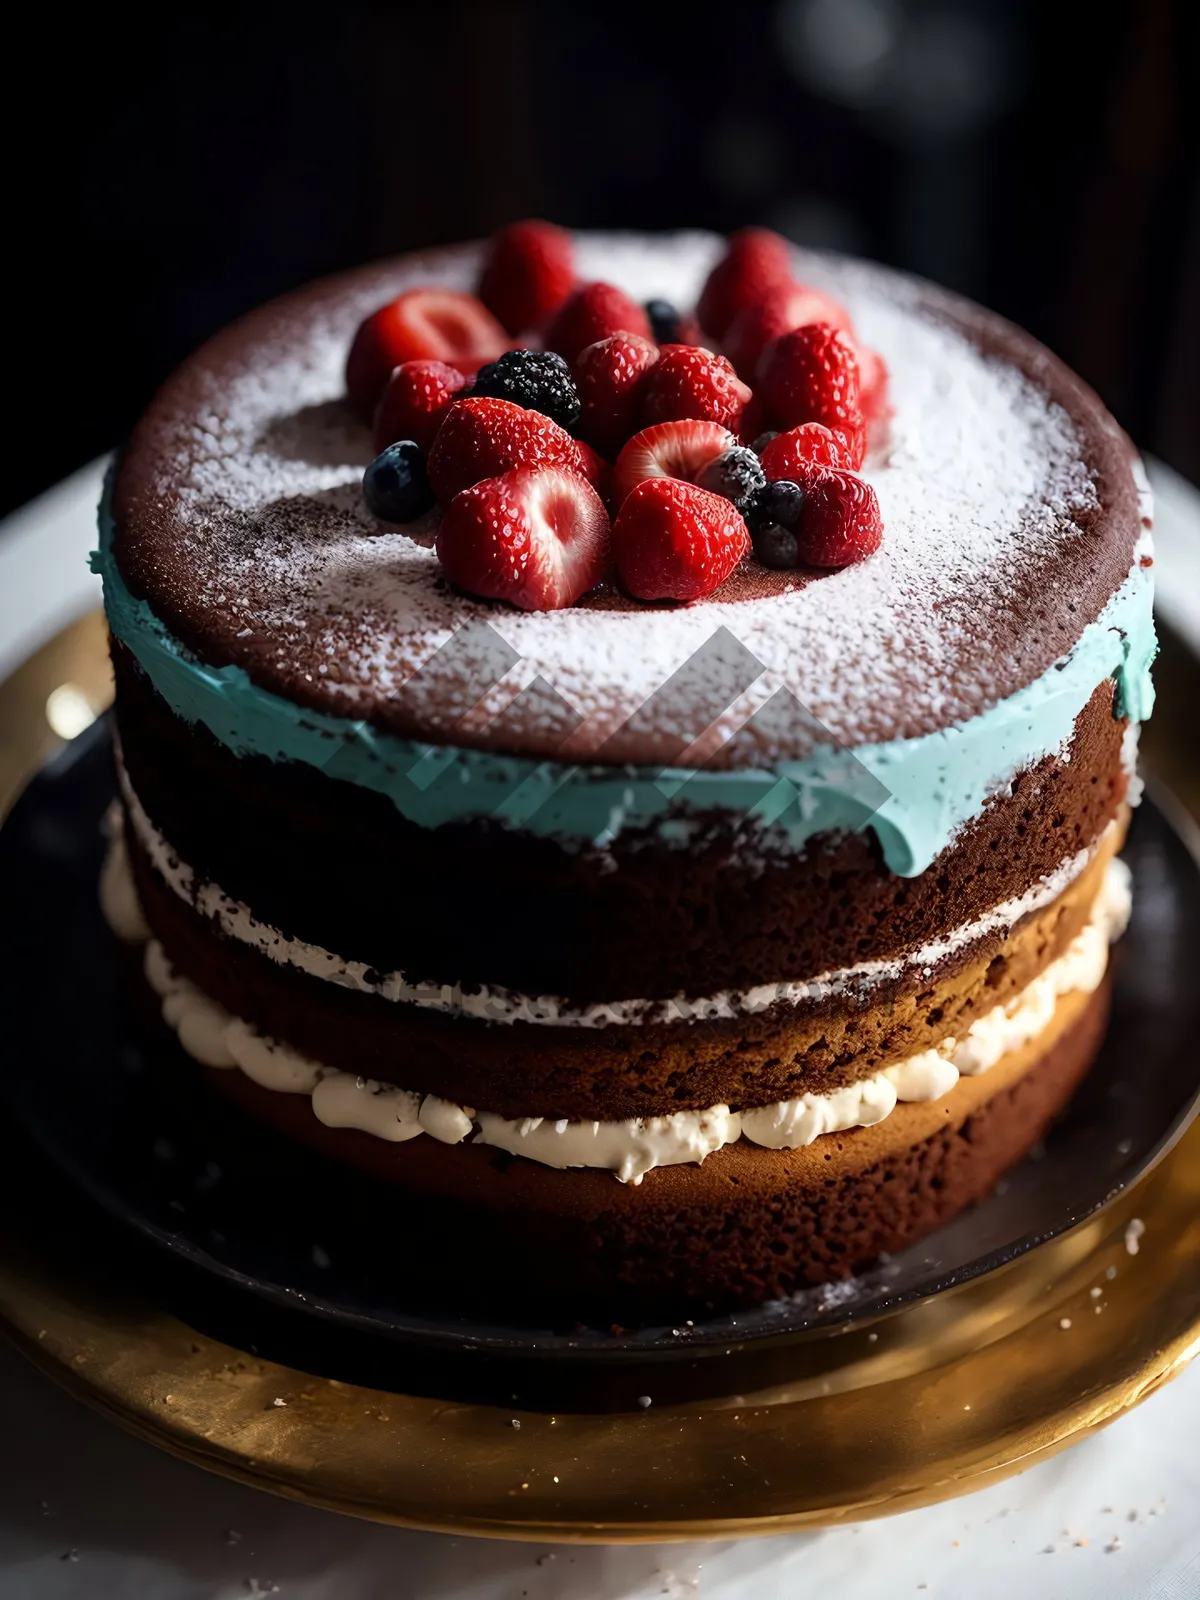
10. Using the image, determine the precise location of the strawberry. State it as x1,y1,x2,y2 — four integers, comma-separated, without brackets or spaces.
696,228,793,340
760,420,864,480
639,344,753,433
478,219,576,336
573,437,613,502
794,468,883,568
346,289,507,422
436,468,610,611
612,478,750,601
724,282,853,379
544,282,652,364
857,345,891,423
575,333,660,456
373,360,469,454
427,396,588,504
612,420,737,507
757,321,863,435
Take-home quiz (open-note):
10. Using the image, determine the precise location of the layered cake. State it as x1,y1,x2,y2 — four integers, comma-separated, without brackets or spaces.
94,225,1155,1322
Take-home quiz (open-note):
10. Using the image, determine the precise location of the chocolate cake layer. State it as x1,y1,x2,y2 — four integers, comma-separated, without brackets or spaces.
109,238,1140,762
132,823,1118,1120
114,648,1129,1002
190,978,1110,1320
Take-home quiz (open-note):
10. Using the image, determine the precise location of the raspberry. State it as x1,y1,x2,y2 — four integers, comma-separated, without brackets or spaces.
857,345,891,423
478,219,576,336
794,468,883,568
757,322,863,435
544,282,652,364
696,228,793,340
639,344,752,433
759,421,862,481
725,282,853,379
574,334,660,456
373,360,468,454
612,478,750,601
612,419,738,507
427,396,587,505
436,468,610,611
345,289,507,423
471,349,581,432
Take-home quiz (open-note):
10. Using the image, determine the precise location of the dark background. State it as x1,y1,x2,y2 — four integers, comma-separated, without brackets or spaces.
7,0,1198,517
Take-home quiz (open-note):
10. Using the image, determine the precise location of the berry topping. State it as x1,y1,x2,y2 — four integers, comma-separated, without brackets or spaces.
696,227,793,340
472,349,582,432
724,282,853,379
639,344,753,433
759,421,862,481
427,396,588,504
574,333,660,456
478,219,575,336
373,360,468,454
857,345,891,423
793,468,883,567
612,419,738,507
693,445,767,511
612,478,750,602
644,299,702,346
436,468,610,611
757,321,863,435
544,282,652,364
754,524,801,570
748,477,806,533
345,289,507,423
363,441,436,525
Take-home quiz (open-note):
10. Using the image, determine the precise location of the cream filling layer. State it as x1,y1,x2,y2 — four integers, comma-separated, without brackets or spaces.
103,834,1130,1184
115,759,1120,1028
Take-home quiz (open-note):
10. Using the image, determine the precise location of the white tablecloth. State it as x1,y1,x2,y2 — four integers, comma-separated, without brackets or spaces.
1,458,1198,1600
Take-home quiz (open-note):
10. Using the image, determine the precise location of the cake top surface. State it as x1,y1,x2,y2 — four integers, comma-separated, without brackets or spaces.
112,232,1140,766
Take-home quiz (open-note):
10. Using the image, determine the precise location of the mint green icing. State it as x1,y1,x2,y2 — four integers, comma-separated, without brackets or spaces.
94,480,1155,876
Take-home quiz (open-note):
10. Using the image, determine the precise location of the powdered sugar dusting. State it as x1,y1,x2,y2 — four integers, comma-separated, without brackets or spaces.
117,233,1127,761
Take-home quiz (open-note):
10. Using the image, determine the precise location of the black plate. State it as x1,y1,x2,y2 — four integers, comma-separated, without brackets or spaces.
2,721,1199,1403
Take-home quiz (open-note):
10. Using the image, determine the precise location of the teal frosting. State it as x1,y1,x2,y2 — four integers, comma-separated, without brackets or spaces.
94,479,1155,877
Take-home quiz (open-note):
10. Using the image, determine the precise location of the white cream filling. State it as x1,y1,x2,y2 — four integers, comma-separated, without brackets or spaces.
106,836,1130,1184
114,758,1121,1028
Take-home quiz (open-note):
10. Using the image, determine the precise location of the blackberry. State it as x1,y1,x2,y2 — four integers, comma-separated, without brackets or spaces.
645,298,683,344
748,477,805,534
363,441,435,524
471,349,581,431
694,446,767,511
754,524,800,570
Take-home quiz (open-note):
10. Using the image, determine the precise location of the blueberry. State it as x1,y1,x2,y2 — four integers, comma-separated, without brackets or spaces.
694,446,767,511
471,349,581,431
748,477,805,534
645,298,683,344
751,430,780,454
754,524,800,570
363,442,435,524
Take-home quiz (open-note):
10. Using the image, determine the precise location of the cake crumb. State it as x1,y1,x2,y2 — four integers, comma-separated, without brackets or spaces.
1106,1536,1123,1553
1059,1317,1072,1330
272,1397,287,1408
1090,1287,1102,1299
1124,1218,1145,1255
1106,1265,1118,1280
511,1419,521,1429
637,1395,652,1409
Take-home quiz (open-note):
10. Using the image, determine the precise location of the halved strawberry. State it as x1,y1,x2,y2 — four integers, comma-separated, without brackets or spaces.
575,333,660,456
639,344,752,433
612,420,738,507
795,468,883,567
612,478,750,601
436,468,610,611
427,396,588,505
724,283,853,379
760,421,864,480
696,228,793,340
757,321,863,435
573,437,613,502
478,219,576,336
346,289,507,422
544,282,652,364
373,359,469,454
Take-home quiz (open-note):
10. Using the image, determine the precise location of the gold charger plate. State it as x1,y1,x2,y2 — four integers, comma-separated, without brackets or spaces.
0,612,1198,1543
